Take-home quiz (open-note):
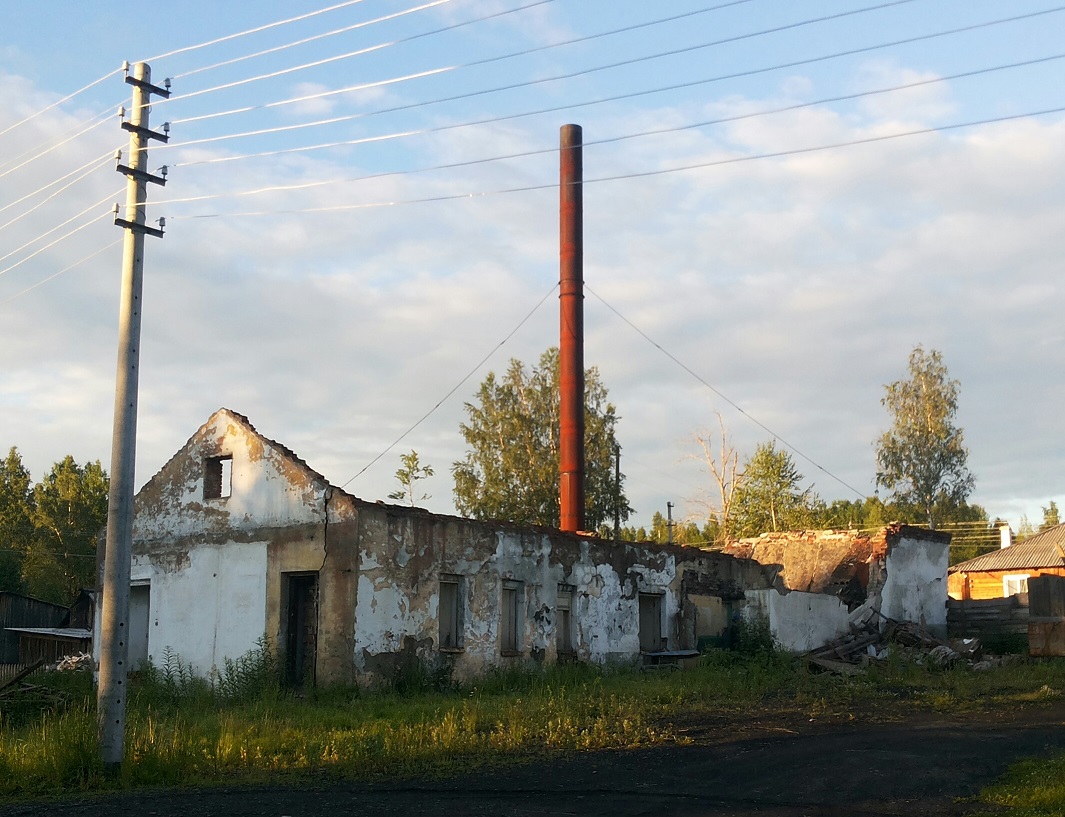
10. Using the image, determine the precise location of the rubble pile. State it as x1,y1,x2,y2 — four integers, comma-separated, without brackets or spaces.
55,652,93,672
803,617,1013,674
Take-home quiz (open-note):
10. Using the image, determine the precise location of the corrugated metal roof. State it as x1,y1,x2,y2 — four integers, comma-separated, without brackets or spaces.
4,628,92,639
949,524,1065,573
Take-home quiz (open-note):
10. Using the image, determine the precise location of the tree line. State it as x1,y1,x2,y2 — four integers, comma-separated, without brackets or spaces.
405,343,1048,565
5,343,1047,603
0,448,108,605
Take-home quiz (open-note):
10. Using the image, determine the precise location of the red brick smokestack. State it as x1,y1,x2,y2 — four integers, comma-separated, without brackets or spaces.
559,124,585,533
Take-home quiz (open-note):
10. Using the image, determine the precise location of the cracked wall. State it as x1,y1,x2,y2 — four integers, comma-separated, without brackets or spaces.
115,409,775,686
732,525,950,651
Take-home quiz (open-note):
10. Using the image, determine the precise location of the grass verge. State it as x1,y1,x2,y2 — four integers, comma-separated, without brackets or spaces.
2,649,1065,803
979,752,1065,817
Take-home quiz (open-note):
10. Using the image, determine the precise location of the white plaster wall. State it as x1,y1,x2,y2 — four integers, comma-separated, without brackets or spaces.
880,535,949,632
354,571,431,657
568,543,677,663
745,588,851,653
146,541,268,676
135,416,325,542
489,532,562,659
351,529,680,677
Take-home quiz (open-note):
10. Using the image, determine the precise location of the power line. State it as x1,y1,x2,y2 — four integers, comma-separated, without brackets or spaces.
0,69,121,140
585,284,869,501
153,53,1065,208
173,0,456,81
0,192,119,272
0,148,116,223
170,46,1065,171
167,104,1065,220
153,2,1058,156
142,0,378,63
0,239,121,307
0,112,116,181
162,0,559,107
0,101,123,176
339,282,559,489
0,210,112,281
169,0,751,125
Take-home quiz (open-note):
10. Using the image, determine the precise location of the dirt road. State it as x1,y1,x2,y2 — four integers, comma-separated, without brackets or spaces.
10,701,1065,816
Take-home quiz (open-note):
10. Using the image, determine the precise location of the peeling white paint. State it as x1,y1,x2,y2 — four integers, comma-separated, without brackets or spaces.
881,534,949,635
112,409,775,686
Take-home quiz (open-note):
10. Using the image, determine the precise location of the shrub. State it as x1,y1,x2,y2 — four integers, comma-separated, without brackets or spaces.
729,615,778,656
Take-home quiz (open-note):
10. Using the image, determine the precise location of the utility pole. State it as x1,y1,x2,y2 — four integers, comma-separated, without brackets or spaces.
98,61,169,771
667,502,674,545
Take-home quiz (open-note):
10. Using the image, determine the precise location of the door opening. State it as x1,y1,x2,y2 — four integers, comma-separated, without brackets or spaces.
283,573,318,687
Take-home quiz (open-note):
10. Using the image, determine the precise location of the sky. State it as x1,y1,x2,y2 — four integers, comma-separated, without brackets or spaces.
1,0,1063,535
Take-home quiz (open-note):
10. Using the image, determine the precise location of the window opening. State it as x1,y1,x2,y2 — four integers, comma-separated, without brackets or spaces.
439,575,464,650
500,579,523,655
1003,574,1030,596
204,455,232,499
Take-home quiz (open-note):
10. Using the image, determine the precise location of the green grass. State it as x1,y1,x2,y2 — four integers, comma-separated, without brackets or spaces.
2,650,1065,805
978,752,1065,817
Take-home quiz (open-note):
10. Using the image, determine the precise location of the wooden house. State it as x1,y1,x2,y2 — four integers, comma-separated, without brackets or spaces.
948,523,1065,600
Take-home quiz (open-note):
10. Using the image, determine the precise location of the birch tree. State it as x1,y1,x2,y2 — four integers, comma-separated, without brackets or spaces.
690,413,742,545
875,345,974,529
731,441,820,537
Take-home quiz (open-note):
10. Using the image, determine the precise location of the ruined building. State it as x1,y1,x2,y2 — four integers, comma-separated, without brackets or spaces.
102,409,770,685
94,409,950,685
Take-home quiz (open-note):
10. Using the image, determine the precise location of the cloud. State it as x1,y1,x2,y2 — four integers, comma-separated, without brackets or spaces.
2,50,1064,533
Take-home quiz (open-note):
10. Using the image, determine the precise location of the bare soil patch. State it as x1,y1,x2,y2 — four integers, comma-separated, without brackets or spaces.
9,700,1065,817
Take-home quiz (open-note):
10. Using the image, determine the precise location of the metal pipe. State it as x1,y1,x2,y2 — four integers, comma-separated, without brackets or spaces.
559,124,585,533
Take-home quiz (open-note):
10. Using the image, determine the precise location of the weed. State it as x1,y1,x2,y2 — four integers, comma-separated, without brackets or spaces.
390,652,454,697
3,652,1065,801
215,637,280,701
728,615,779,656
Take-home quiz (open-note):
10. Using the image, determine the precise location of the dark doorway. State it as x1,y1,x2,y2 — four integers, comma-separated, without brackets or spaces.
283,573,318,687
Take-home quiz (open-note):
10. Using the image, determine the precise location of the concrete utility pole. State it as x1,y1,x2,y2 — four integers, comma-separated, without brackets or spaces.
98,61,168,771
559,124,585,534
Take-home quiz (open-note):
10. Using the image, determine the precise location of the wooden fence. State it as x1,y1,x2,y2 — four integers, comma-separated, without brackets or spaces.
947,595,1029,638
0,660,45,685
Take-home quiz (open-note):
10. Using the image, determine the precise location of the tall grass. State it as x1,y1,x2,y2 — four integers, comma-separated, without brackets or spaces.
2,648,1064,801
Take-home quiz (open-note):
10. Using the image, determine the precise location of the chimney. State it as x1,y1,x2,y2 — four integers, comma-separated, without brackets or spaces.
559,124,585,533
999,523,1012,549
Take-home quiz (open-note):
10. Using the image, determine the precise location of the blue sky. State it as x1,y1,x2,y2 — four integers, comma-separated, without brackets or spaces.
2,0,1064,535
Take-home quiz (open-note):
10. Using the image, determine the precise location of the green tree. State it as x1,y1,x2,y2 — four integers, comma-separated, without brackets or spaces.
387,450,434,507
1041,501,1060,531
815,497,892,531
26,456,108,603
875,346,974,529
1016,516,1036,541
0,447,34,592
452,348,630,530
731,441,820,538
